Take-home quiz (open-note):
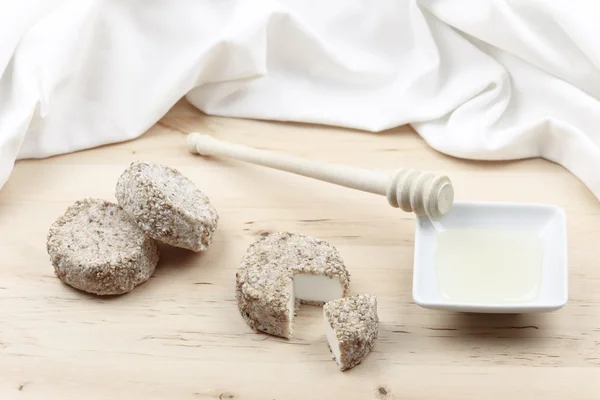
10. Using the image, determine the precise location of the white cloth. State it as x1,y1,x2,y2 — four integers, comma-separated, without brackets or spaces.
2,0,600,199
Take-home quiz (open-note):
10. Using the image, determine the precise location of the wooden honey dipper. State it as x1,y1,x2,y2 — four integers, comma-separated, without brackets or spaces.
187,133,454,220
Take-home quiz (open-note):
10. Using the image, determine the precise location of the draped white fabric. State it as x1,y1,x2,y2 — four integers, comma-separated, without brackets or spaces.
2,0,600,199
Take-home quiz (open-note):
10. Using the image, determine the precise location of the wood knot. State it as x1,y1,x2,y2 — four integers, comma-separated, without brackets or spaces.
376,386,391,398
219,393,234,400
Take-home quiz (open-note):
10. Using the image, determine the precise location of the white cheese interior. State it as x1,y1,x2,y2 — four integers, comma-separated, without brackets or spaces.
324,313,341,366
293,274,343,303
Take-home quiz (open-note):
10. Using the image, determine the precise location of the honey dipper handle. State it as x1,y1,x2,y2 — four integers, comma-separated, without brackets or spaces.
187,133,454,220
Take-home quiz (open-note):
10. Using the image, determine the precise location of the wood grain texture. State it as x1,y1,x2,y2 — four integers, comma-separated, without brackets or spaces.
1,100,600,399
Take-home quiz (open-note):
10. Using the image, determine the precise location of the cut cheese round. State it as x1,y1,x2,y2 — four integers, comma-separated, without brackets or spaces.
236,232,350,338
323,294,379,371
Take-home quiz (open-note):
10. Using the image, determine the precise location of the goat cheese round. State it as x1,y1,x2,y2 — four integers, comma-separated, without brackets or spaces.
115,161,218,252
47,198,159,295
236,232,350,338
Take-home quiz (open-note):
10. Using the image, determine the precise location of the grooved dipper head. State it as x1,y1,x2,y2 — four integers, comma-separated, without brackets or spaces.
428,178,454,220
387,169,454,220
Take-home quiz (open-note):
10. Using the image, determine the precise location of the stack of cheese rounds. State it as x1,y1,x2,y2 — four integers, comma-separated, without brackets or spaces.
47,161,218,295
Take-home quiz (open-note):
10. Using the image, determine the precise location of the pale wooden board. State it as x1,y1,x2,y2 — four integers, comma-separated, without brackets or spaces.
1,100,599,399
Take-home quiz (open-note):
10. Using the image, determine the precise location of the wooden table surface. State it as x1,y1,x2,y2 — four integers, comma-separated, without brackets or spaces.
1,100,599,399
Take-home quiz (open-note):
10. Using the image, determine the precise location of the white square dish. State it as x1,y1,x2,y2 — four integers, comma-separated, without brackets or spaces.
413,201,568,313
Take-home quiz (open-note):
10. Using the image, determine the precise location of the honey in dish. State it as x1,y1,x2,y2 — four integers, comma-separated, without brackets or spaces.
435,228,543,304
